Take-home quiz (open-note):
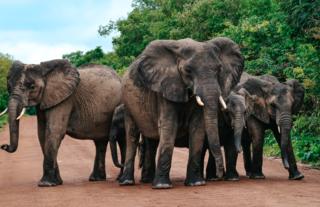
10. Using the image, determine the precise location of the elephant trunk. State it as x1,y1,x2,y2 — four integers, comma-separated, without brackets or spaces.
233,113,244,153
201,89,224,178
279,112,292,169
109,135,123,168
1,97,21,153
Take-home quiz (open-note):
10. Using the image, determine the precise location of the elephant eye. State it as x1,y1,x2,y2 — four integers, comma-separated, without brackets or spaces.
184,66,192,74
25,82,35,90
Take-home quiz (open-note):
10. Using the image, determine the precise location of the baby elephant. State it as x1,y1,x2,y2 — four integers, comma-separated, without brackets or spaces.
0,59,122,186
108,104,127,179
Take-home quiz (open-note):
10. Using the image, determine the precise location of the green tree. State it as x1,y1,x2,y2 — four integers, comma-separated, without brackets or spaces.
0,53,12,111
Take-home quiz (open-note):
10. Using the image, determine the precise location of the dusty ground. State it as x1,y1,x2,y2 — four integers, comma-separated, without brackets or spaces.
0,116,319,207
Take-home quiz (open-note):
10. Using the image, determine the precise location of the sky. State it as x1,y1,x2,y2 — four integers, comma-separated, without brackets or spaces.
0,0,133,63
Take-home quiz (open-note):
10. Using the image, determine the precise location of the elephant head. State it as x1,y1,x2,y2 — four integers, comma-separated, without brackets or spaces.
0,59,79,153
235,78,304,169
224,91,250,153
133,37,244,176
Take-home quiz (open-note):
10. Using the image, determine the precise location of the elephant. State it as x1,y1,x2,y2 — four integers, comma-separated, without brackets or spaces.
232,73,304,180
0,59,123,186
108,104,126,179
138,91,247,182
119,37,244,189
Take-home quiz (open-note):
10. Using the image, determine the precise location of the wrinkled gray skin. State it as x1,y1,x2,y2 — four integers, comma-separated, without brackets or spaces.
234,73,304,180
1,59,122,186
139,92,246,182
120,37,244,189
108,104,126,179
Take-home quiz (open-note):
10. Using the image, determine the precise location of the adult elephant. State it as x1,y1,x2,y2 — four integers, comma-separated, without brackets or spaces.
0,60,123,186
233,74,304,180
120,37,244,188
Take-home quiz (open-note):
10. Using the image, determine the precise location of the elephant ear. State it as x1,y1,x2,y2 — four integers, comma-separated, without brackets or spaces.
40,59,80,110
134,40,188,102
285,79,305,114
237,79,270,124
207,37,244,96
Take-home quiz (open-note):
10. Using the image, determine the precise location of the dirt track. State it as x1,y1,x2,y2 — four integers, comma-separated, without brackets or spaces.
0,116,319,207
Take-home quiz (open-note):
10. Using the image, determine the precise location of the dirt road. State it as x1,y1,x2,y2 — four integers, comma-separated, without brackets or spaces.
0,116,319,207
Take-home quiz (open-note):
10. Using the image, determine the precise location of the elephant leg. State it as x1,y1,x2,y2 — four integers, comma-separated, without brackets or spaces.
38,133,65,187
36,106,46,154
116,134,126,180
272,129,304,180
248,121,265,179
119,112,139,185
206,150,221,181
141,137,158,183
89,140,107,181
242,130,252,177
200,144,206,179
152,101,178,189
38,105,71,187
224,139,239,181
185,114,206,186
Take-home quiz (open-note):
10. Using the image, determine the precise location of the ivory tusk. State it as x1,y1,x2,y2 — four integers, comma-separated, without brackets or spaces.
0,107,8,117
16,108,26,120
278,126,281,133
219,96,227,110
196,96,204,106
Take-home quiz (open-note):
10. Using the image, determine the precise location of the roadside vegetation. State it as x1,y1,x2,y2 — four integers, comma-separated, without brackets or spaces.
0,0,319,166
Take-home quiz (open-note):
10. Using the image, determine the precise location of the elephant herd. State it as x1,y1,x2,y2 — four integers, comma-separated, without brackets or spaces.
0,37,304,189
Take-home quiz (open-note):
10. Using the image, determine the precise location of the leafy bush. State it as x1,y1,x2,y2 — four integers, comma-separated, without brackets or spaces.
0,53,12,114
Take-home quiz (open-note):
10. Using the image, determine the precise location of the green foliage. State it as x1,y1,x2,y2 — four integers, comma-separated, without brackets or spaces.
0,53,12,114
63,47,129,74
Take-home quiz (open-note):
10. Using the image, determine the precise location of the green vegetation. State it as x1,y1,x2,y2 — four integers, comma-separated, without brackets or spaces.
0,0,319,165
0,53,11,114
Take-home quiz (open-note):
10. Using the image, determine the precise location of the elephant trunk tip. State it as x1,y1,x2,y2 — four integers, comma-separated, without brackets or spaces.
1,144,17,153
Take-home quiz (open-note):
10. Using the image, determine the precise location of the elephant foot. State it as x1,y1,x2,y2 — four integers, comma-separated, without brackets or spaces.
119,174,135,185
38,176,63,187
140,176,154,183
89,171,106,182
152,176,172,189
245,171,251,178
289,171,304,180
141,170,155,183
185,177,206,186
116,170,123,181
225,171,239,181
206,174,223,181
249,172,265,179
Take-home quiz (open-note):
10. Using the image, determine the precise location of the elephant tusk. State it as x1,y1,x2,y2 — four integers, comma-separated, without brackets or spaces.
196,96,204,106
219,96,227,110
0,107,8,117
16,108,26,120
278,126,281,133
